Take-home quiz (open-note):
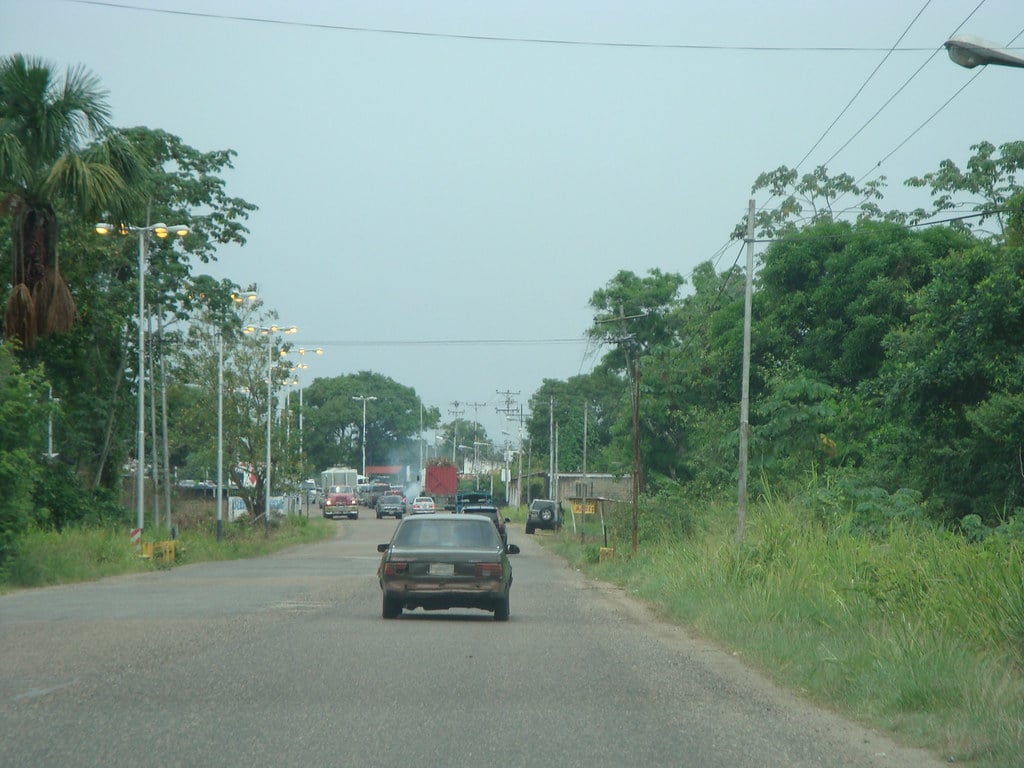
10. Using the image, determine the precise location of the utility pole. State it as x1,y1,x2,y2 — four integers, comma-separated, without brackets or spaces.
448,401,463,464
465,400,487,484
495,389,521,505
737,198,755,543
548,395,554,499
516,405,524,510
581,401,588,544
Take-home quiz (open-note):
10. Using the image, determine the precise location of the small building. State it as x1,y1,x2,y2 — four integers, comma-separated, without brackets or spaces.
506,471,633,508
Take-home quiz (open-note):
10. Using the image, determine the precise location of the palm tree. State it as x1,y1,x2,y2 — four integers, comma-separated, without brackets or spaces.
0,53,140,347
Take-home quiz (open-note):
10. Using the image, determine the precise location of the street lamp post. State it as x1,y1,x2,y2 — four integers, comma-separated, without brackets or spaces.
211,290,258,541
283,348,323,476
352,395,377,477
245,323,298,533
95,222,188,532
945,35,1024,69
473,441,491,491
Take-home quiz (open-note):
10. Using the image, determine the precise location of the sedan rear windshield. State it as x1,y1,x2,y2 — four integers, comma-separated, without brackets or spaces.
393,519,498,549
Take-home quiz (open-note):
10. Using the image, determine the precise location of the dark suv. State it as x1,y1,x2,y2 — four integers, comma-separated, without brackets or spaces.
376,494,406,519
460,504,509,550
526,499,563,534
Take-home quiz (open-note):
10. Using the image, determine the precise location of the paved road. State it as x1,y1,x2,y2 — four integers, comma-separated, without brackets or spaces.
0,517,946,768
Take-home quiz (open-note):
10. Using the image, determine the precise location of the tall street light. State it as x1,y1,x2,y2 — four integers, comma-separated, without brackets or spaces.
245,323,298,533
211,290,258,541
352,395,377,477
945,35,1024,69
95,221,188,533
283,347,323,472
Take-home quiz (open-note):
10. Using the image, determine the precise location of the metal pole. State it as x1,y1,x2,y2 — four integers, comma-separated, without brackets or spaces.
632,355,640,553
737,198,755,542
158,309,172,532
549,396,554,499
361,398,368,476
581,402,588,543
516,419,523,510
265,332,273,534
136,230,146,533
148,312,159,530
216,331,224,541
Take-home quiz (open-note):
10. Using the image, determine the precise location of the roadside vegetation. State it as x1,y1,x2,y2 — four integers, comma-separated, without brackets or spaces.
0,500,334,592
532,488,1024,768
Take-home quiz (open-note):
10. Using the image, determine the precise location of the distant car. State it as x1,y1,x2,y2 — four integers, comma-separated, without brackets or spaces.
459,504,510,550
323,485,359,520
301,479,319,504
376,513,520,620
376,494,406,519
365,482,391,508
411,496,436,514
526,498,563,534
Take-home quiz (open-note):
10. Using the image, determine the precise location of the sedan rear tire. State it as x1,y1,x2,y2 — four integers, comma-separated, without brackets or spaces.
382,594,402,619
493,591,510,622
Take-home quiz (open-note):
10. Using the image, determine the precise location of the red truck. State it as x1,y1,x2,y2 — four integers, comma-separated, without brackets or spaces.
424,462,458,511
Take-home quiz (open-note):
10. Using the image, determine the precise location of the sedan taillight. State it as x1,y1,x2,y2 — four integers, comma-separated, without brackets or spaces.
474,562,503,578
383,560,409,576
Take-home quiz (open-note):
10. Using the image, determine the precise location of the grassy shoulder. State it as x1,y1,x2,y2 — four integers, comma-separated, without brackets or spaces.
0,509,335,593
526,495,1024,768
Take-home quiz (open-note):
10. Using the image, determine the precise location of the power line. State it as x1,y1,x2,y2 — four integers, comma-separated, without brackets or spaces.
791,0,936,175
293,337,587,348
64,1,1013,52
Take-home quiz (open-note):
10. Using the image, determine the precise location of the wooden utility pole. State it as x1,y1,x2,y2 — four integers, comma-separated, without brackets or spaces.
737,198,755,542
632,355,640,553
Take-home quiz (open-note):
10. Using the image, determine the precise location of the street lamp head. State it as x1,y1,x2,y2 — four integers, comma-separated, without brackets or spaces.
94,221,189,238
945,35,1024,69
152,224,190,238
246,324,298,336
232,291,258,304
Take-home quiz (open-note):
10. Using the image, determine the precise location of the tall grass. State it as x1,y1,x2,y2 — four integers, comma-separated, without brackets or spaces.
0,509,334,592
544,488,1024,768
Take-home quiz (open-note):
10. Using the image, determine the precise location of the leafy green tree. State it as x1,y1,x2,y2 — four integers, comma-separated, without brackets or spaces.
438,417,488,467
0,54,142,347
876,241,1024,522
526,371,623,475
302,372,437,475
736,164,895,241
163,277,263,491
752,220,965,388
1,56,256,520
906,140,1024,242
586,268,686,372
623,260,747,487
0,343,48,560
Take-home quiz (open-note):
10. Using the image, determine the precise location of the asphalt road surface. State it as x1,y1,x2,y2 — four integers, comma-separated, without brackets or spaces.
0,517,948,768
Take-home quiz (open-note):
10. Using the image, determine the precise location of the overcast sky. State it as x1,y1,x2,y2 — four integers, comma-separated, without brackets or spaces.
3,0,1022,442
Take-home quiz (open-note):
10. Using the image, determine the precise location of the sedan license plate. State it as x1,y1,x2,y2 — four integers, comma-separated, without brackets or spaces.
428,562,454,577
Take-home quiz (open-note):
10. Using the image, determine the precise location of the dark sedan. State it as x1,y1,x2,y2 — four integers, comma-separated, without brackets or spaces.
376,514,520,621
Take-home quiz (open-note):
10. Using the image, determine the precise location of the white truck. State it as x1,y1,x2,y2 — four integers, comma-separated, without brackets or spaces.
320,467,359,491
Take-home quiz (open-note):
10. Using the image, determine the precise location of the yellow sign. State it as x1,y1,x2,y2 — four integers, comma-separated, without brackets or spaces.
570,500,596,515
